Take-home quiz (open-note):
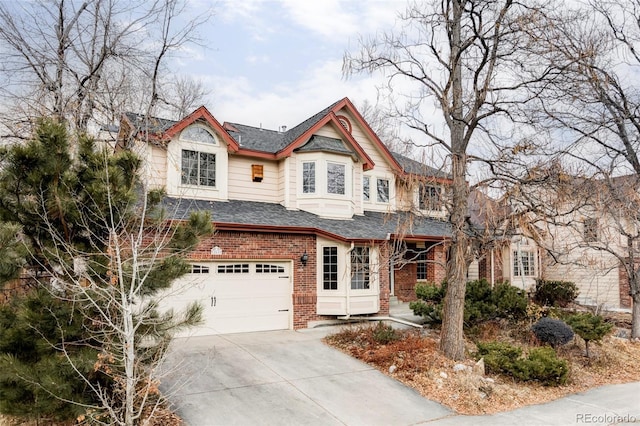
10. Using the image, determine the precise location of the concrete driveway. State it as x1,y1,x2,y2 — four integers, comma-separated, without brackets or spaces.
159,327,452,426
160,326,640,426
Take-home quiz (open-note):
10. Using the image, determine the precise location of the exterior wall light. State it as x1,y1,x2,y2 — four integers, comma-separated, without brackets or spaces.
300,251,308,266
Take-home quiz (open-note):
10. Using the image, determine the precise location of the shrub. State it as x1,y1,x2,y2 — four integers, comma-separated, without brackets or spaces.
492,282,528,320
533,279,579,307
476,341,569,386
476,341,522,373
411,279,528,327
371,322,400,344
566,312,613,357
410,282,445,323
531,317,574,348
510,347,569,386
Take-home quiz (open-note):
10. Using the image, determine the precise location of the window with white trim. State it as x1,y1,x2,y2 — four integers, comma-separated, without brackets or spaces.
419,185,442,211
363,176,370,201
302,162,316,193
256,264,285,274
327,162,345,195
416,251,427,280
584,218,598,242
323,247,338,290
180,126,217,144
350,247,370,290
377,178,389,202
181,150,216,187
217,264,249,274
513,250,535,277
191,264,210,274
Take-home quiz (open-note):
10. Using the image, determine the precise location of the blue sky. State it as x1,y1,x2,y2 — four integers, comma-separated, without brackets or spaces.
175,0,409,130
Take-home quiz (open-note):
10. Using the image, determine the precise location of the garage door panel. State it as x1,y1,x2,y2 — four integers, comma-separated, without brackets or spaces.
162,261,292,336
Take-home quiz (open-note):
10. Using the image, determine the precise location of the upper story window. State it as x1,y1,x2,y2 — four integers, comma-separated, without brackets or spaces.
181,150,216,187
323,246,338,290
327,162,345,195
180,126,217,144
303,162,316,193
584,218,598,242
419,185,442,211
363,176,370,201
351,246,370,290
377,178,389,202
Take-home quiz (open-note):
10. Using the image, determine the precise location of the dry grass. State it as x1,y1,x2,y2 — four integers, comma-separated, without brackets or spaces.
325,321,640,415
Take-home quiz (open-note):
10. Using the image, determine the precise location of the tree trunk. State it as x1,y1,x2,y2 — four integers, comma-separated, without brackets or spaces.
439,0,468,361
440,153,469,360
632,292,640,339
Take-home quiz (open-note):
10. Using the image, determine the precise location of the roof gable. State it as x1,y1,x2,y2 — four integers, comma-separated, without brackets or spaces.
163,106,239,151
119,107,239,151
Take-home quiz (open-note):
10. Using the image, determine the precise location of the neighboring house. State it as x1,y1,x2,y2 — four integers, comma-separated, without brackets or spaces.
503,170,636,310
533,175,636,310
116,98,452,335
466,189,543,291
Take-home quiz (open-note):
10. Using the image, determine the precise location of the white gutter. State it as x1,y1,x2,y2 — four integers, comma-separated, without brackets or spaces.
490,250,495,286
343,242,355,319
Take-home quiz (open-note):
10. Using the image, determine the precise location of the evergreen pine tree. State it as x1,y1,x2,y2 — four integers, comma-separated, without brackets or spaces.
0,119,212,424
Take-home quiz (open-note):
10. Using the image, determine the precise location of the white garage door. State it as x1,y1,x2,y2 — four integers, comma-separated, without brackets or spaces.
162,261,292,336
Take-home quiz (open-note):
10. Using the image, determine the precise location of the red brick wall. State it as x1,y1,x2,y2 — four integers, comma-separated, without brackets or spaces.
478,248,505,284
618,264,633,309
189,230,391,328
393,242,447,302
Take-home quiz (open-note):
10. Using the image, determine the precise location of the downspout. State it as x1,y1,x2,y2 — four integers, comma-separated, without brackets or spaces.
387,233,394,296
490,250,495,286
516,240,526,291
343,242,355,319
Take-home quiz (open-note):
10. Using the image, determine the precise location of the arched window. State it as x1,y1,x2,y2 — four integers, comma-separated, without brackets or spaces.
180,125,217,144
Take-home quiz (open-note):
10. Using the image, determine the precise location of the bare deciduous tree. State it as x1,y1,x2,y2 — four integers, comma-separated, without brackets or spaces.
526,0,640,337
0,0,212,135
344,0,554,359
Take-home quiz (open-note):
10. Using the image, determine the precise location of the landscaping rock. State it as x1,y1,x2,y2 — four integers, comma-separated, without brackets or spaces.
453,363,469,373
439,371,448,379
389,365,397,374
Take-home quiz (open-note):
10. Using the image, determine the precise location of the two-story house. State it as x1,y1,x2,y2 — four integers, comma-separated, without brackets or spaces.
116,98,452,336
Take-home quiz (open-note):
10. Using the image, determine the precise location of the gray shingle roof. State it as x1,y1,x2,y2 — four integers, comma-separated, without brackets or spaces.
124,112,176,134
224,123,287,152
295,135,355,156
162,198,451,241
392,152,452,179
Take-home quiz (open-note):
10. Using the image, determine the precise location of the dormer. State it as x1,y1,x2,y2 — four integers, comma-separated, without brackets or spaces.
166,123,230,201
294,134,359,219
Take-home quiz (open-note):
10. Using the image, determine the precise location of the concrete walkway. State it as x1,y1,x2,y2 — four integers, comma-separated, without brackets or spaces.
161,308,640,426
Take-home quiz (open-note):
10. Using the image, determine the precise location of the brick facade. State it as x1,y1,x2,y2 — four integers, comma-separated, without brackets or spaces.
618,263,634,309
478,248,505,283
393,243,447,302
189,230,392,329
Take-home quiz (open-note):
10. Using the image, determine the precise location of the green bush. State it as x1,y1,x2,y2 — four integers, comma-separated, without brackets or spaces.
410,282,445,323
476,341,522,373
411,279,528,327
533,279,579,307
476,342,569,386
371,322,400,344
566,312,613,357
531,317,574,348
510,347,569,385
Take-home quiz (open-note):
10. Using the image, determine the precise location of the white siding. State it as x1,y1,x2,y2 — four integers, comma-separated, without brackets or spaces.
227,156,279,203
544,248,620,308
336,110,398,213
